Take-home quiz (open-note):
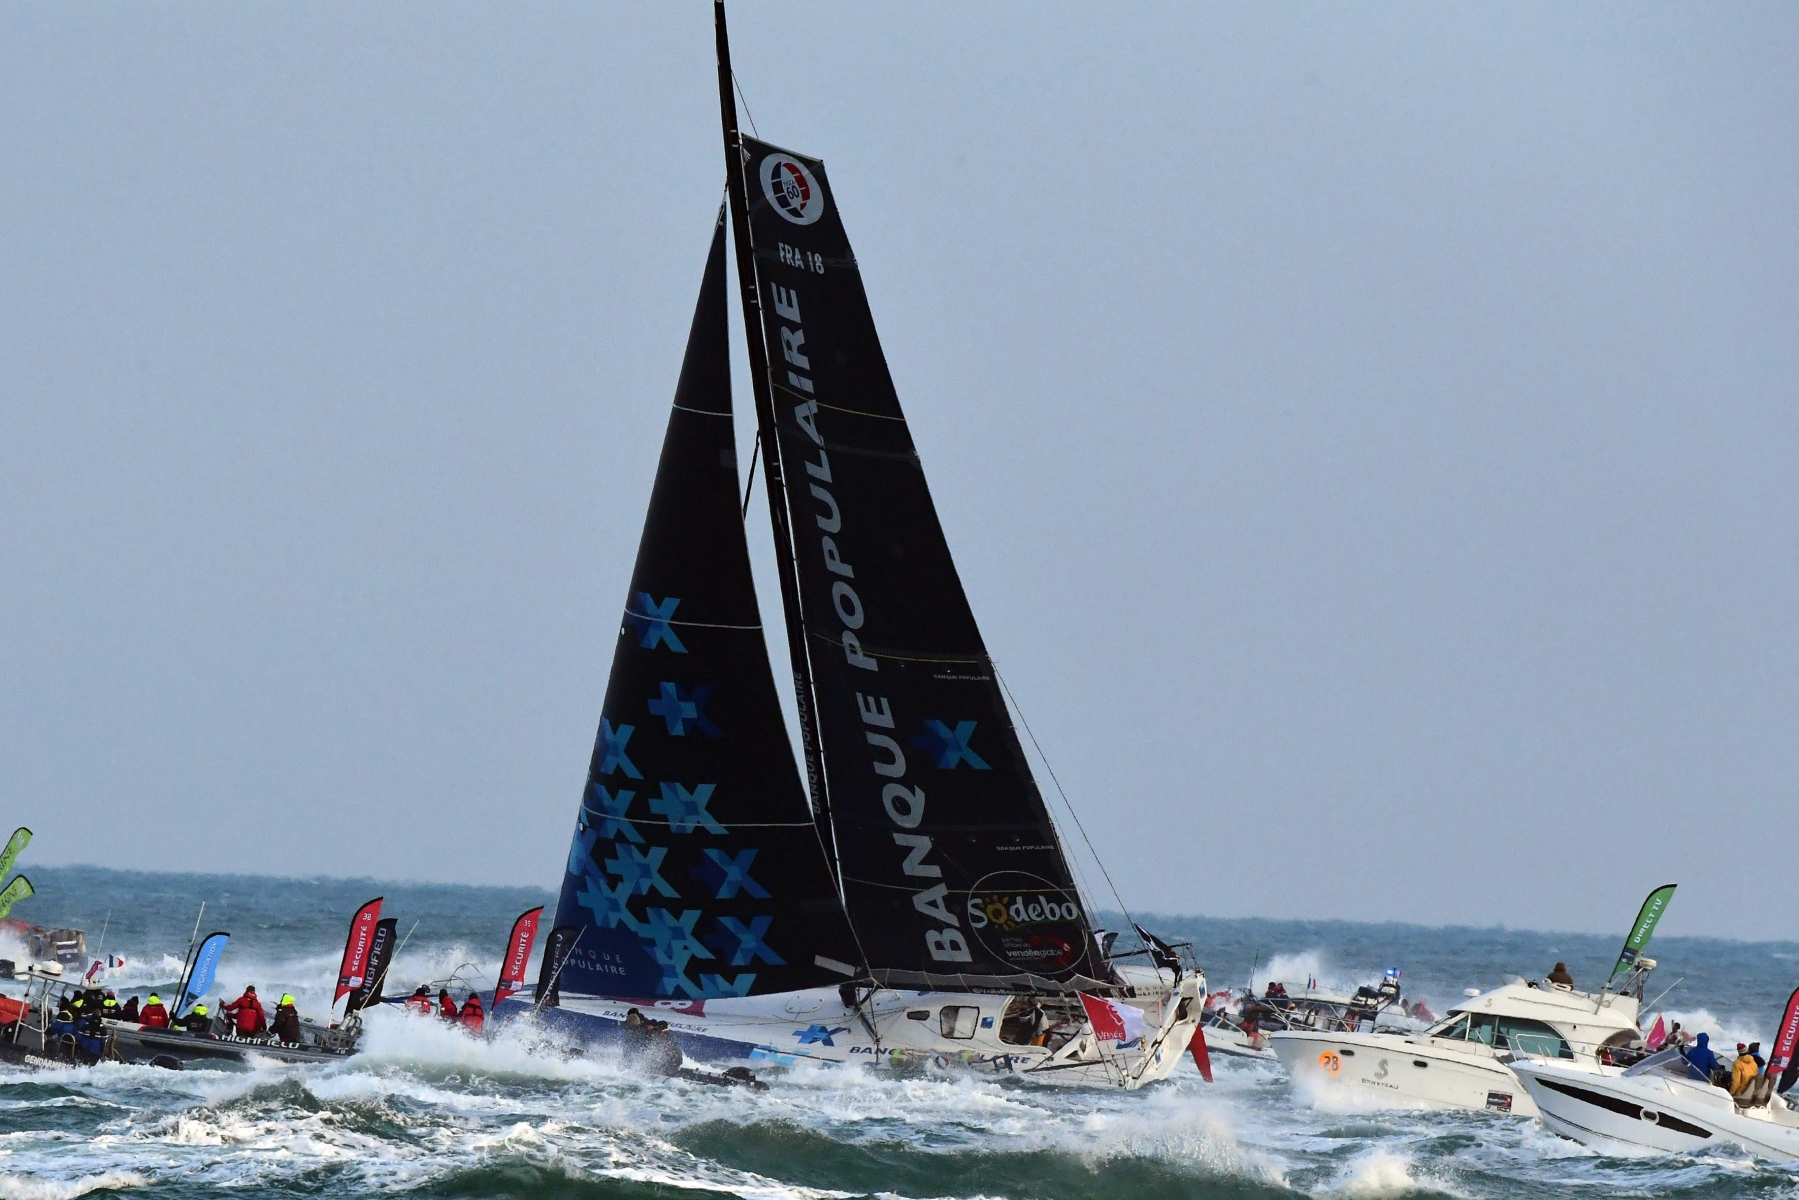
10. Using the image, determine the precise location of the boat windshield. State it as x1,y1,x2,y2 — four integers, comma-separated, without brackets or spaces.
1429,1013,1469,1040
1466,1013,1573,1058
1623,1046,1711,1081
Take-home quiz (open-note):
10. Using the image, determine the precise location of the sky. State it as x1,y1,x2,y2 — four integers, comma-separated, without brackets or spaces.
2,4,1793,941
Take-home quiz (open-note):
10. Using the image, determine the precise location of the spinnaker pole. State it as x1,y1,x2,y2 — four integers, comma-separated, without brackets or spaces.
713,0,842,890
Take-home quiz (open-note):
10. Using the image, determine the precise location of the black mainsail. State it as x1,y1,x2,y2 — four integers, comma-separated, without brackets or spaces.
551,213,862,1001
715,20,1099,988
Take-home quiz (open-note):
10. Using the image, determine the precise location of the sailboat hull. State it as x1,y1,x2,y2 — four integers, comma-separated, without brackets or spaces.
498,976,1203,1090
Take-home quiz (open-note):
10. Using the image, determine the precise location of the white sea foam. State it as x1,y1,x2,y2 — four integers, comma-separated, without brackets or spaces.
1322,1148,1461,1197
0,1171,149,1200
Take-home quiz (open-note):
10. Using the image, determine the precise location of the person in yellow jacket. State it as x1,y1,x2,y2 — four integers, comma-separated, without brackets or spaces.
1730,1043,1760,1095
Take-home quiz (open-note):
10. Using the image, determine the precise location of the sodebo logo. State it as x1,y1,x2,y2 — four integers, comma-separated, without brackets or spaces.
761,153,824,225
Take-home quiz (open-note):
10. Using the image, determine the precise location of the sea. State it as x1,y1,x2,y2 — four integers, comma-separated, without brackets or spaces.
5,865,1796,1200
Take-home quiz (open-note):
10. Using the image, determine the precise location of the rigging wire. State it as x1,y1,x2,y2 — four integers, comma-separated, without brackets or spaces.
732,71,760,137
994,664,1163,985
741,431,760,518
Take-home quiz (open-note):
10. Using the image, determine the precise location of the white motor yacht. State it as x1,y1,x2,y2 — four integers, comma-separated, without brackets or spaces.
1513,1048,1799,1158
1270,968,1649,1116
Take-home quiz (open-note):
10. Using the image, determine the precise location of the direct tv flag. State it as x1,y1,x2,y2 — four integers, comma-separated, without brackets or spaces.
1612,884,1677,980
335,897,384,1003
1079,992,1148,1047
493,907,544,1009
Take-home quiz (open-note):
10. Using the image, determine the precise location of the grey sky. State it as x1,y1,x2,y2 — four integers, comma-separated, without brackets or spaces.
3,4,1792,940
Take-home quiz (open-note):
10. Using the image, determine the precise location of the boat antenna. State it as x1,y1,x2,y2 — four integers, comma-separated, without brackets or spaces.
362,918,419,1011
173,901,205,1012
1643,976,1683,1014
1249,952,1260,994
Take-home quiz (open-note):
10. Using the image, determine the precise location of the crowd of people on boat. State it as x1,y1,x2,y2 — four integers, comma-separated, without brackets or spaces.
402,985,485,1034
55,983,307,1043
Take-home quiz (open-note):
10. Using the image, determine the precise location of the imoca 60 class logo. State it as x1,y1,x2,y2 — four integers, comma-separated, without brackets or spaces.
761,153,824,225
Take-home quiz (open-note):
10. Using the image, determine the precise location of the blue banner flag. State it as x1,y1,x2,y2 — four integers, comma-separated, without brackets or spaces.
178,932,230,1017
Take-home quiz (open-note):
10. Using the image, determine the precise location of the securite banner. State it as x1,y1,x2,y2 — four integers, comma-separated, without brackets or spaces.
335,897,384,1002
1768,985,1799,1078
492,907,543,1009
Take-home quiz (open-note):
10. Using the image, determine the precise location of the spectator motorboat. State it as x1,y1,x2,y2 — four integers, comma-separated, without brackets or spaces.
1270,965,1651,1116
1512,1047,1799,1158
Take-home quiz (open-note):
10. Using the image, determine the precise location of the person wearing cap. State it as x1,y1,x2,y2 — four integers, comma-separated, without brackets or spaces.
139,993,170,1029
223,985,269,1037
180,1003,214,1036
273,994,302,1044
1731,1042,1760,1095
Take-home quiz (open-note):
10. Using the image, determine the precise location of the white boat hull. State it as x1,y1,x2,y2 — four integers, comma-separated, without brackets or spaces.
500,975,1204,1090
1513,1059,1799,1160
1269,1030,1537,1116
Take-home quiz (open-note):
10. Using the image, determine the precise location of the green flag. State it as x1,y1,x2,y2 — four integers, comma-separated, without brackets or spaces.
0,828,30,885
1612,883,1677,979
0,875,33,921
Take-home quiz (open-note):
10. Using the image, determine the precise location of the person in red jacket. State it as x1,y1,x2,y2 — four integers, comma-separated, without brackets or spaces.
438,989,457,1021
222,986,268,1037
458,993,484,1035
138,994,170,1029
404,986,433,1016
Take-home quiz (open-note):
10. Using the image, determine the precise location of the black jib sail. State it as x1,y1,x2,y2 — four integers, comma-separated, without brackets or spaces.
550,213,863,1002
723,129,1097,992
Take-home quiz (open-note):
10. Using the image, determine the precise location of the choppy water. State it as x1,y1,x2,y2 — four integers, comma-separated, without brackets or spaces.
6,866,1797,1199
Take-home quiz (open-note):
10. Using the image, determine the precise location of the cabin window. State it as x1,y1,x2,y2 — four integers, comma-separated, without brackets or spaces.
1495,1016,1573,1059
940,1006,979,1040
1430,1014,1470,1041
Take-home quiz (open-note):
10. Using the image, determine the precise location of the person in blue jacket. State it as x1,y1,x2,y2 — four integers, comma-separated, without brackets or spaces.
1683,1031,1718,1077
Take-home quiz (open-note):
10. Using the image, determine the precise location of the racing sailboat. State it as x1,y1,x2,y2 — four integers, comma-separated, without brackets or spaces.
501,4,1203,1089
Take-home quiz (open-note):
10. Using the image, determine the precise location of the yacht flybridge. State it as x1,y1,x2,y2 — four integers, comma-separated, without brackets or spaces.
493,2,1205,1089
1270,886,1677,1115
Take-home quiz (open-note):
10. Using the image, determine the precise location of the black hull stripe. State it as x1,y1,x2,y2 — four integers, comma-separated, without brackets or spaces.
1537,1076,1712,1139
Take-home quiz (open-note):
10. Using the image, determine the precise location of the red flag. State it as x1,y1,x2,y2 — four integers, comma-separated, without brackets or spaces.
1645,1015,1666,1051
335,897,384,1003
1769,985,1799,1077
1079,993,1147,1046
1189,1023,1214,1083
492,906,544,1009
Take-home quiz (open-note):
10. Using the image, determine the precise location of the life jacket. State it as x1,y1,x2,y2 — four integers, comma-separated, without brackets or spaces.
439,997,457,1020
458,1000,484,1033
139,1002,170,1029
404,994,433,1015
225,992,267,1033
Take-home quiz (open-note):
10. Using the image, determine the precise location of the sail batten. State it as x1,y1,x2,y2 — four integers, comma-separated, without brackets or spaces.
729,135,1099,992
